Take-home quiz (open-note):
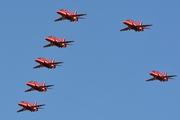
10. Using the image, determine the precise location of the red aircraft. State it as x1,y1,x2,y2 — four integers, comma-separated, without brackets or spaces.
44,36,74,48
25,81,54,92
17,101,45,112
120,19,152,32
146,71,177,82
33,57,63,69
54,9,87,22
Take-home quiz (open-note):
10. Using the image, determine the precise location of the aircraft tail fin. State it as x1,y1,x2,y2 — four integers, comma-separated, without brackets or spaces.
33,101,37,106
73,10,77,15
139,20,142,25
42,81,45,86
62,37,65,42
164,71,167,76
51,58,54,63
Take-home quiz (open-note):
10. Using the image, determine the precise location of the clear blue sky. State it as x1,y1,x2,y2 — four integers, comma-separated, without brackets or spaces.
1,0,180,120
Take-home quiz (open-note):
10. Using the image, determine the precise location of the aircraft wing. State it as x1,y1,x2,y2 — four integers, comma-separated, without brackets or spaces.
60,41,74,44
44,85,54,87
43,44,54,48
33,104,45,108
146,77,156,82
162,75,177,78
70,14,87,17
25,88,33,92
138,24,153,28
39,85,54,88
47,62,63,65
33,65,43,69
120,27,130,31
52,62,64,65
17,108,25,113
54,17,64,22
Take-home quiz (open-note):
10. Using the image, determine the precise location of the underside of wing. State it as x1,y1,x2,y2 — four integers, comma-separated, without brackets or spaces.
120,27,130,31
25,88,33,92
43,43,54,48
33,65,43,69
54,17,64,22
17,108,25,113
146,77,156,82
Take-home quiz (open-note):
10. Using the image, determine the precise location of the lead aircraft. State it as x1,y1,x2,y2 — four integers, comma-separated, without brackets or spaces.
54,9,87,22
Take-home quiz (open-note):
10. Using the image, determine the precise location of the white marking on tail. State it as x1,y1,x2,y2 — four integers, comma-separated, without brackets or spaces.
33,101,37,106
62,37,65,42
73,10,77,15
139,20,142,25
51,58,54,63
42,81,45,86
164,71,167,76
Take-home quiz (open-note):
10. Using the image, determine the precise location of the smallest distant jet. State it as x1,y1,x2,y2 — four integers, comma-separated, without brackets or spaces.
54,9,87,22
25,81,54,92
120,19,152,32
44,36,74,48
146,70,177,82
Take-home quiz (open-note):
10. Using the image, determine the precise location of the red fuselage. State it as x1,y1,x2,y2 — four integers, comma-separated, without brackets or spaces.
57,10,78,22
149,71,168,81
35,58,55,68
26,82,46,92
123,20,143,31
18,102,38,112
45,37,66,48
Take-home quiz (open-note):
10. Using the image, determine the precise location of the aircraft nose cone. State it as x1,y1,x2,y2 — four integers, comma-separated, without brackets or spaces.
18,103,23,106
35,59,39,62
26,82,31,86
45,37,49,40
45,38,52,42
123,21,128,25
57,11,61,14
150,72,154,75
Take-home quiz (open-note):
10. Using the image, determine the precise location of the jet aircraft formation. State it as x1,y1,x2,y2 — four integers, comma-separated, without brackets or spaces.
17,9,87,113
17,9,177,113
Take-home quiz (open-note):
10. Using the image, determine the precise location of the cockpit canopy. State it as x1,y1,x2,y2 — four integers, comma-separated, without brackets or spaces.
125,19,134,22
37,57,45,59
48,36,56,38
29,81,35,82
